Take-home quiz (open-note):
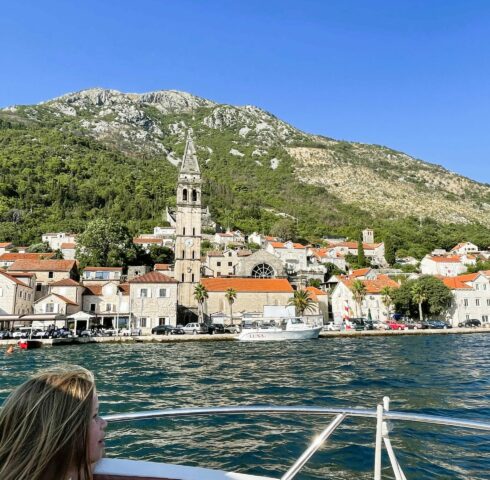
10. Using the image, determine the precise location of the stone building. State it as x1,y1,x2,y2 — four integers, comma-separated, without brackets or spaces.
233,249,285,278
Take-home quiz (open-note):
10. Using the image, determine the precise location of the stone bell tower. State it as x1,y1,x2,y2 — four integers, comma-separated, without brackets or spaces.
174,135,202,308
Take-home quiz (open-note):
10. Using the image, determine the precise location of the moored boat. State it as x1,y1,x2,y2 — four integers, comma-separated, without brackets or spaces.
237,317,322,341
17,339,43,349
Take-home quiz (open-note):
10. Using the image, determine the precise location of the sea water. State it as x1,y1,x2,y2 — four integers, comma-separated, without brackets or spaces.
1,334,489,479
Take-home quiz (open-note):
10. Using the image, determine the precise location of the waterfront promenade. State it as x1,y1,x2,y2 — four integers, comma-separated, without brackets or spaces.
1,327,489,347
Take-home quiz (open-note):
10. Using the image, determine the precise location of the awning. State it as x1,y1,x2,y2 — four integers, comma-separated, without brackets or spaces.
66,311,95,321
0,315,20,321
19,314,65,321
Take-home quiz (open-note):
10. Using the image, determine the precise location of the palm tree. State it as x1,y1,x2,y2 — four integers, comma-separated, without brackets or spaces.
288,289,316,317
225,288,237,325
411,283,428,322
351,279,367,317
380,286,394,321
193,283,208,324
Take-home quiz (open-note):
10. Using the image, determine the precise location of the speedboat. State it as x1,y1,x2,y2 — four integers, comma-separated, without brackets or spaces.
237,317,322,341
94,397,490,480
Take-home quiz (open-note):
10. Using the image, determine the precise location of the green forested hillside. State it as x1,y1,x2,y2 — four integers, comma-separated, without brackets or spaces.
1,89,490,258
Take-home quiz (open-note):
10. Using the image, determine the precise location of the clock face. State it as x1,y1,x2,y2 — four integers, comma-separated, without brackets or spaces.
185,238,194,247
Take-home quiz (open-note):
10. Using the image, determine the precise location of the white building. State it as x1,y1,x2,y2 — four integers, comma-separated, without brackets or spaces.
331,274,400,323
82,267,123,284
41,232,77,251
420,255,467,277
266,241,308,273
442,273,490,327
450,242,479,256
128,271,178,333
213,230,246,248
0,270,35,316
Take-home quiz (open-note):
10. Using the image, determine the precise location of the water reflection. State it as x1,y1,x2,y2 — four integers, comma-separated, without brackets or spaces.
0,334,489,479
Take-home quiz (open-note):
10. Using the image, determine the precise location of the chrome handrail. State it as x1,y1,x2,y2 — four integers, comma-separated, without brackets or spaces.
103,405,490,431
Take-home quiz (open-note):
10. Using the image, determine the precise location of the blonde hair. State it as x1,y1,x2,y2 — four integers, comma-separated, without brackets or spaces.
0,366,95,480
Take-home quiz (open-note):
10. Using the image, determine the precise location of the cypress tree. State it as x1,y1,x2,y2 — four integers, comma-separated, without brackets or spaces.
358,231,366,267
384,235,396,265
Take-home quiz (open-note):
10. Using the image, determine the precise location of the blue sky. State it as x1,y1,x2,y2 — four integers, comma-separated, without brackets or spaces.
1,0,489,183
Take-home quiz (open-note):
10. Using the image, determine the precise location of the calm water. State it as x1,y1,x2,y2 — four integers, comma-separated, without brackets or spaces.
1,334,489,479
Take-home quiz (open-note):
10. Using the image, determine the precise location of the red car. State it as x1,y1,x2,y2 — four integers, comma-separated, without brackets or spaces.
388,320,407,330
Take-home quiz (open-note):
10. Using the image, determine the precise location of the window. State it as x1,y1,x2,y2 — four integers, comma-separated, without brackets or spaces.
19,291,22,298
140,318,147,327
36,284,42,291
182,189,188,201
251,263,274,278
181,273,185,282
192,189,197,202
217,272,221,277
46,303,55,313
182,250,185,259
183,227,186,235
193,228,195,235
476,299,480,306
48,272,54,279
466,314,470,320
475,284,480,290
482,315,489,323
105,304,112,312
228,262,233,266
192,251,195,259
483,284,487,290
192,274,195,282
487,299,490,306
463,298,468,307
95,271,109,280
217,262,221,266
90,304,96,312
158,288,167,298
139,288,148,298
158,317,167,325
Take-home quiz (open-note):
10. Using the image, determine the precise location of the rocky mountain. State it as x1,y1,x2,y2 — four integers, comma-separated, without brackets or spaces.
1,88,489,250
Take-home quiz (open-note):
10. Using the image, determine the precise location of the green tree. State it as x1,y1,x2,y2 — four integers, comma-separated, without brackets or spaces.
148,245,174,265
384,235,396,266
225,288,237,325
76,218,137,268
411,282,428,321
288,289,316,316
380,286,395,321
270,218,298,241
357,232,366,267
27,242,52,253
51,249,64,260
307,278,321,288
351,279,367,317
193,283,209,324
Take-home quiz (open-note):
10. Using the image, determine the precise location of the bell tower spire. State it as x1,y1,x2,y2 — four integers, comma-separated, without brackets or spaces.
174,132,202,308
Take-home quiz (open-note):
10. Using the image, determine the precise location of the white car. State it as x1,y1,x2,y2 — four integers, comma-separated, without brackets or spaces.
183,323,205,335
323,322,341,331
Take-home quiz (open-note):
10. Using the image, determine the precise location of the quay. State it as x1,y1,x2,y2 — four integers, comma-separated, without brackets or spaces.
1,327,489,348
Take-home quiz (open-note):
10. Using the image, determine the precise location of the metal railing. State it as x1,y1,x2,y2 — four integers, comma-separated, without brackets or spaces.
103,399,490,479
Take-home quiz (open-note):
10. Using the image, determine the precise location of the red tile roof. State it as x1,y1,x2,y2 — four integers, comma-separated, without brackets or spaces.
351,268,371,278
8,259,77,272
0,252,55,262
83,266,123,271
129,271,177,284
428,256,462,263
52,293,78,306
84,285,103,296
61,243,76,249
201,278,293,293
154,264,172,270
341,275,399,294
0,270,29,287
452,273,480,283
269,242,305,249
442,277,473,290
305,286,326,301
133,237,162,244
50,278,81,287
0,242,13,248
119,283,130,296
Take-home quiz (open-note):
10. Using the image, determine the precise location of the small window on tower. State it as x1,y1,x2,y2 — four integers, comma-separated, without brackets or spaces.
192,251,195,259
183,189,188,201
192,189,197,202
182,250,185,259
181,273,185,282
183,227,186,235
193,228,195,235
192,274,195,282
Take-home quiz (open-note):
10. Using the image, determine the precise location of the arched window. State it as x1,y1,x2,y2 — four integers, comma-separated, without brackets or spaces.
192,189,197,202
183,189,188,201
251,263,274,278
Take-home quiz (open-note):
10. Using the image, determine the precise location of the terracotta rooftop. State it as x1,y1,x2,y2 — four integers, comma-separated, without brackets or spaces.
269,242,306,250
83,266,123,271
84,285,103,296
50,278,81,287
341,274,399,294
133,237,162,244
0,270,29,287
428,256,462,263
61,243,76,249
201,278,293,293
8,259,77,272
154,264,172,270
129,271,177,284
0,252,55,262
442,277,473,290
0,242,13,248
52,293,78,306
305,286,326,301
350,268,371,278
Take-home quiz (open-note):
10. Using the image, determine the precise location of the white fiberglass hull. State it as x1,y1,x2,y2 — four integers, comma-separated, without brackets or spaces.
93,457,275,480
237,326,322,341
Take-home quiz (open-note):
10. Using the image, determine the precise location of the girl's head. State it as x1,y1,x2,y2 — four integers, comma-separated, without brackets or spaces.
0,366,106,480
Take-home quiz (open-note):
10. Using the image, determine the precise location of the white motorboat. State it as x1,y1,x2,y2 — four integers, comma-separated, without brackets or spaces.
237,317,322,341
94,397,490,480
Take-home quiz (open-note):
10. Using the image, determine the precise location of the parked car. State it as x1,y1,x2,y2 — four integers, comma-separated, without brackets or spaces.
458,319,481,328
0,330,12,339
51,328,72,338
388,320,407,330
404,319,422,330
348,318,368,331
182,322,207,334
32,330,50,339
421,320,451,329
151,325,185,335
